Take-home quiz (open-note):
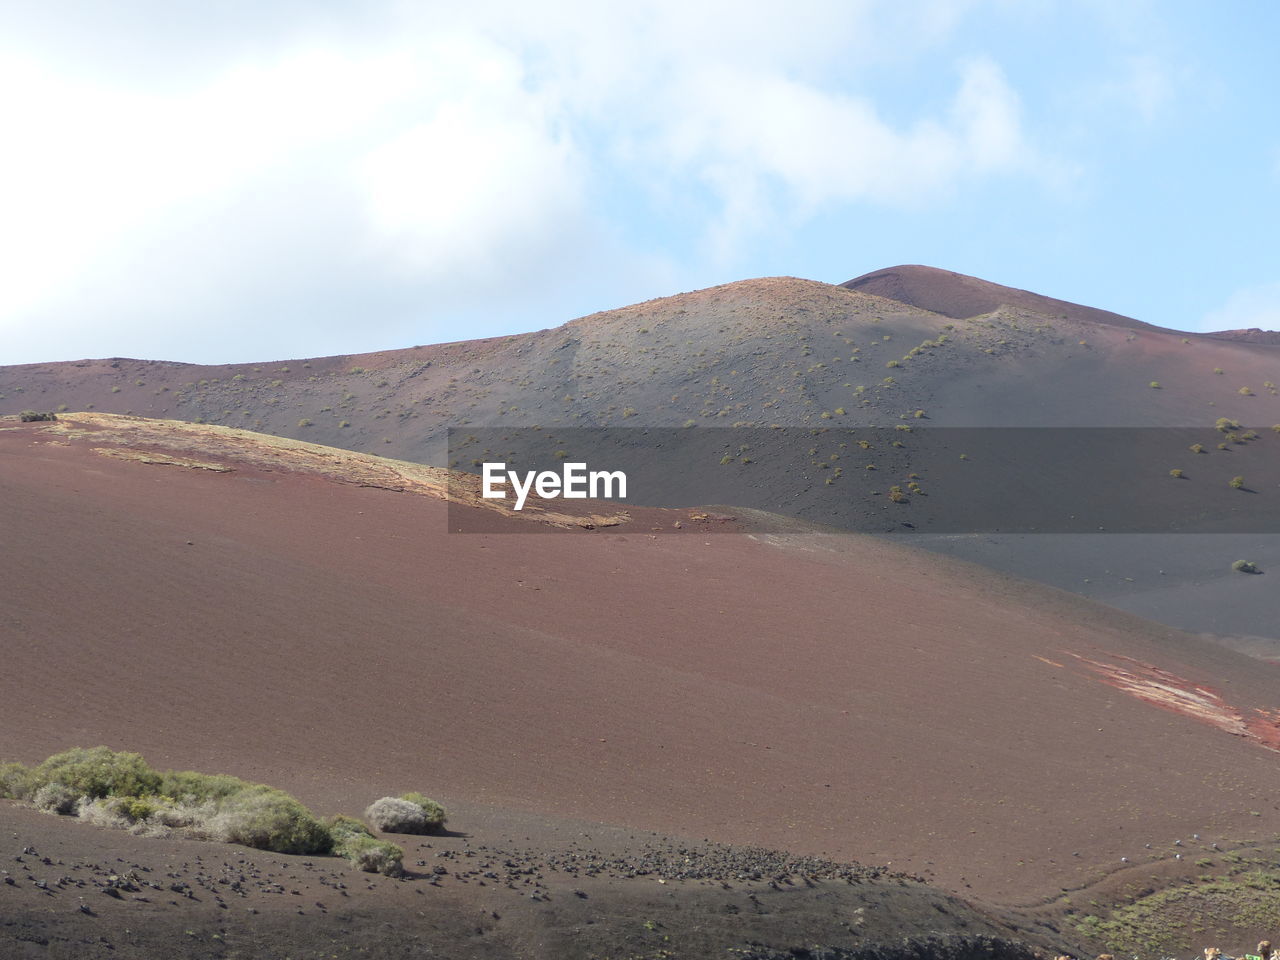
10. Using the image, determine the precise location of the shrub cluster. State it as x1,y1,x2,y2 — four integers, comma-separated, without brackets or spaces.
0,747,435,874
365,792,448,834
328,815,404,876
18,410,57,422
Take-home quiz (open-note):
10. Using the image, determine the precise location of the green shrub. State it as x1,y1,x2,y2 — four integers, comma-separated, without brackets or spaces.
0,762,32,800
18,410,57,422
7,749,430,863
365,793,448,834
1169,468,1183,478
401,792,447,830
159,769,253,803
1230,476,1245,489
333,830,404,876
76,797,133,830
1232,560,1260,574
365,796,428,833
33,782,79,815
207,785,332,855
31,747,162,800
79,795,174,826
326,814,374,843
328,814,404,874
118,796,166,821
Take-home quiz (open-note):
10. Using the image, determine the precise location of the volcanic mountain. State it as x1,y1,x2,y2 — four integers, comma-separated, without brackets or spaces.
841,264,1164,333
4,267,1279,460
6,413,1280,885
5,412,1280,956
3,267,1279,647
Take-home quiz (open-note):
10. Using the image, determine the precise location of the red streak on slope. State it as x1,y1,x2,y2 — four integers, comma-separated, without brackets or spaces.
1073,653,1280,752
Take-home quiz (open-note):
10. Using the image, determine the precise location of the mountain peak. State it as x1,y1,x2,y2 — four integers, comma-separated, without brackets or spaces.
842,264,1158,332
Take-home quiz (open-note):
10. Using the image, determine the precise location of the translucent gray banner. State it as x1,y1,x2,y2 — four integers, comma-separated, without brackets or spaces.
446,426,1280,533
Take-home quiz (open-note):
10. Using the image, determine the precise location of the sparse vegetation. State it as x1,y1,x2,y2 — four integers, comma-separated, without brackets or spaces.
1232,560,1260,574
1074,868,1280,956
328,816,404,876
365,794,447,834
0,747,426,872
1230,476,1245,489
400,792,447,828
18,410,57,422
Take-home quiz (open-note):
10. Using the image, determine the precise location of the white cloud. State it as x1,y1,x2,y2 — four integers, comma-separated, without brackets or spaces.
1201,283,1280,333
634,55,1036,259
355,36,585,281
0,0,1050,363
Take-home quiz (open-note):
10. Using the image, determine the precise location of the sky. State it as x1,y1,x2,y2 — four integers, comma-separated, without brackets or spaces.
1,0,1278,365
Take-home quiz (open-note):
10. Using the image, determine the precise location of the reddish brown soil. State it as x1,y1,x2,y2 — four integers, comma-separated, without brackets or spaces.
842,265,1166,332
4,419,1280,916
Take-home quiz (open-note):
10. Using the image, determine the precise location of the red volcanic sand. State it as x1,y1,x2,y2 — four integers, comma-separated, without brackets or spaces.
843,265,1166,332
3,422,1280,904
